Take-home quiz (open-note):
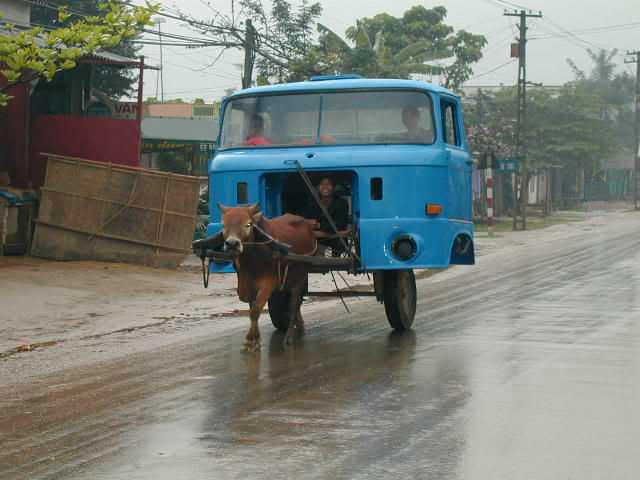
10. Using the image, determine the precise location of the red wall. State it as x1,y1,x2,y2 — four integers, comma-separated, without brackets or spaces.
30,115,140,188
0,82,30,187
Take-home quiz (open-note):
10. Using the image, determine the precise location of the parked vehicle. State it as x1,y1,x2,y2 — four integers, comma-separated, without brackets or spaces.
198,75,475,331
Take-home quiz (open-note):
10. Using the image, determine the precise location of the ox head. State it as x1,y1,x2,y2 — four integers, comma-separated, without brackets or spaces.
218,203,263,254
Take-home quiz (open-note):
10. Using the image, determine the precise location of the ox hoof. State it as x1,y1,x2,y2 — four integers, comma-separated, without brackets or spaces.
243,340,261,352
283,331,297,347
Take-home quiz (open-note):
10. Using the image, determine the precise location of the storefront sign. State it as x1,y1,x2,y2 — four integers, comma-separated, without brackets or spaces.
496,158,521,172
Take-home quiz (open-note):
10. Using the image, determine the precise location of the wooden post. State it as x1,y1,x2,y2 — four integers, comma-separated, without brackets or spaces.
23,82,31,188
136,56,145,163
486,167,495,237
242,20,255,89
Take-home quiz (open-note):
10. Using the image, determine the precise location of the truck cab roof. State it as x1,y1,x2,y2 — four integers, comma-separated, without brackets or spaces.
231,77,459,98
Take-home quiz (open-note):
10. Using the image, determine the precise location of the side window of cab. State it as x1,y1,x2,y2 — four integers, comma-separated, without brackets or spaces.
441,99,460,147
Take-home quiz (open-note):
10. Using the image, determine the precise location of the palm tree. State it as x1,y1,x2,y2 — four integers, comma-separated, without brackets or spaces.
568,48,618,82
567,48,625,120
315,23,451,79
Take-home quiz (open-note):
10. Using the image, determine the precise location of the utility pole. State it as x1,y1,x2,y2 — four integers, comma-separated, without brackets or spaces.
625,51,640,210
242,19,255,89
476,90,495,236
505,9,542,230
136,56,145,160
154,18,166,103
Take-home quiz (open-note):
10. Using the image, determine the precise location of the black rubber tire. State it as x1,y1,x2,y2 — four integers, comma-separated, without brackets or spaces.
268,291,291,332
383,269,417,331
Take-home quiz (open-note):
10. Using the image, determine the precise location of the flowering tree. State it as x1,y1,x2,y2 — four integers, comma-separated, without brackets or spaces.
0,1,158,106
465,88,516,164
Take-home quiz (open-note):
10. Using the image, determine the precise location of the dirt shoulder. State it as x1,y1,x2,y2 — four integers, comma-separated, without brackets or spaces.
0,257,241,354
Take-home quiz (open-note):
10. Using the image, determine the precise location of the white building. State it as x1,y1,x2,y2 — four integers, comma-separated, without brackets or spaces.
0,0,30,27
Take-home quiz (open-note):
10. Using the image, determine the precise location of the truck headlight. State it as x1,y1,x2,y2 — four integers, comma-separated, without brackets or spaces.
392,235,417,261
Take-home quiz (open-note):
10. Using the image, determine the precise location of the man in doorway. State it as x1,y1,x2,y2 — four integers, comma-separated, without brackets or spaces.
305,176,349,256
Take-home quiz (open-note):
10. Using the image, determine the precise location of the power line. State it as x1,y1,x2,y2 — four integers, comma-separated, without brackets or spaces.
133,40,221,47
23,0,101,21
478,0,511,11
141,28,231,45
159,61,239,81
23,0,226,49
481,29,520,56
156,86,238,96
461,15,504,32
495,0,533,10
165,45,229,73
479,0,534,12
534,22,592,50
468,59,517,81
162,45,233,75
25,0,241,97
135,3,245,37
483,23,518,40
147,55,240,81
530,21,640,40
542,17,606,50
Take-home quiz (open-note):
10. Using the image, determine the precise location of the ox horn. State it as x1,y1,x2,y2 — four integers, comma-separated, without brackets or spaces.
218,202,230,213
247,203,261,215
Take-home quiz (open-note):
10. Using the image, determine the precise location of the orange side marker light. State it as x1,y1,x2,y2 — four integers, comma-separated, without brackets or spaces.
426,203,443,216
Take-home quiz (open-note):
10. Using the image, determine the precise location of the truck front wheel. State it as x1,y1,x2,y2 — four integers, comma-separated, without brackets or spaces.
383,270,416,331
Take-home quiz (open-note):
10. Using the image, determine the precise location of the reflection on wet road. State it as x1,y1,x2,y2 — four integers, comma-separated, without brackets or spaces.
2,219,640,479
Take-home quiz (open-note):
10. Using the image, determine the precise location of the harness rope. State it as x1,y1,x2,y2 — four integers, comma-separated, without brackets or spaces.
257,222,316,290
251,222,318,257
201,256,211,288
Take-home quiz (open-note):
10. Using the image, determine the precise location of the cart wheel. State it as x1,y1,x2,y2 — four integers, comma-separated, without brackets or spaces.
383,270,417,331
268,291,291,332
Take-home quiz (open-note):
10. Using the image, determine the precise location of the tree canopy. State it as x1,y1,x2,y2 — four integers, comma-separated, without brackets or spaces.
30,0,145,99
177,0,322,86
566,48,635,152
0,1,157,106
178,3,486,90
467,47,631,193
288,5,486,90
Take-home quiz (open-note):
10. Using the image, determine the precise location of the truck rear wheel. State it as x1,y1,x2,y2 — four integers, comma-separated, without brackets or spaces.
383,270,416,331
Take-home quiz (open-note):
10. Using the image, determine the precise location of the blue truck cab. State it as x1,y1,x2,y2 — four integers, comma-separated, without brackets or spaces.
207,76,475,274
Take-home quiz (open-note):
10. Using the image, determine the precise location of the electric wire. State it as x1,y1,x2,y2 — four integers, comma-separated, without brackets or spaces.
530,21,640,40
467,59,517,81
541,17,608,51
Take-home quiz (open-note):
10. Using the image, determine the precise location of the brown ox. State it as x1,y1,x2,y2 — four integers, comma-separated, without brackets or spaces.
219,203,316,351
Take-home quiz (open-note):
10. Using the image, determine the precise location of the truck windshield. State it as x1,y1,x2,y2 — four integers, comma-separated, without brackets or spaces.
220,90,435,148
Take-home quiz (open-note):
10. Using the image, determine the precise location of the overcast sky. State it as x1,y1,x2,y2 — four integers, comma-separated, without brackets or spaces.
133,0,639,102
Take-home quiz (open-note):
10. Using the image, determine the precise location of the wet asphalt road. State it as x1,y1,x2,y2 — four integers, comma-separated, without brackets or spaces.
2,217,640,479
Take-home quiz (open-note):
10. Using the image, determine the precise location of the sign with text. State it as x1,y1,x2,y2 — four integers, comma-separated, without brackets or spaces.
496,158,521,172
113,102,139,119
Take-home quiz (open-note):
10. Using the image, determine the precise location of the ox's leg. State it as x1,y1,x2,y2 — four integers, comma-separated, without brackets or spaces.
295,303,305,335
284,288,304,346
245,301,258,348
245,282,275,352
295,274,308,335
